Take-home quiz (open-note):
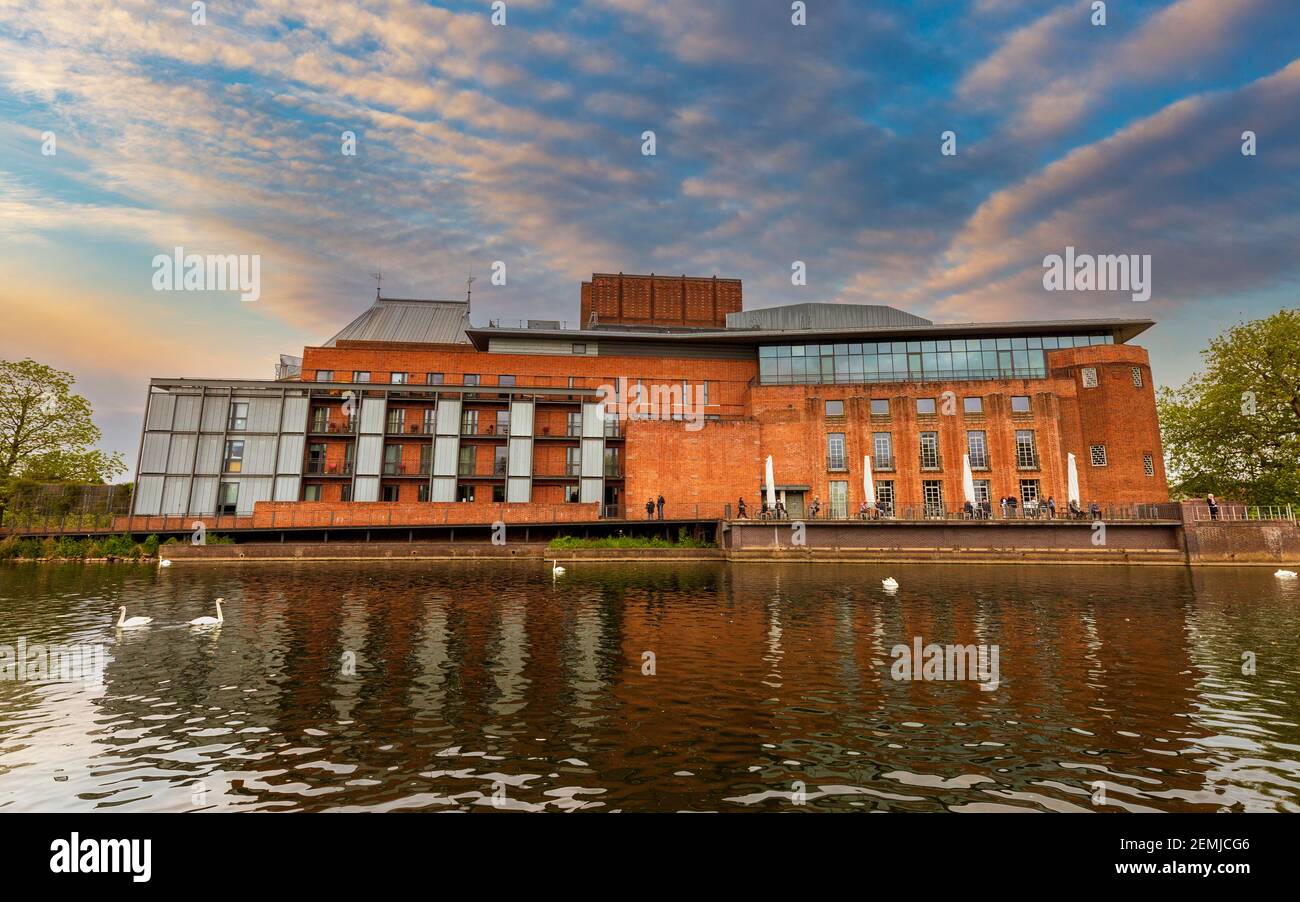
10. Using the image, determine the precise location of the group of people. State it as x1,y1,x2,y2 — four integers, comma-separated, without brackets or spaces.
643,495,666,520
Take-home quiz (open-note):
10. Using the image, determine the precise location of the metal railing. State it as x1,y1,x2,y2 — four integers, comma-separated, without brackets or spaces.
1189,504,1295,523
305,461,354,476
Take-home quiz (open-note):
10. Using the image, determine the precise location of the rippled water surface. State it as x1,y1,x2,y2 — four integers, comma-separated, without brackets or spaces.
1,561,1298,812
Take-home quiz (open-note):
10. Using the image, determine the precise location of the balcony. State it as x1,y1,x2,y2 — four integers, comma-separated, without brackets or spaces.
305,461,353,476
388,421,435,435
382,462,431,476
309,418,358,435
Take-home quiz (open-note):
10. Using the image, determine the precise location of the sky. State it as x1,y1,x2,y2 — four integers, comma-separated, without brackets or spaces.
1,0,1297,474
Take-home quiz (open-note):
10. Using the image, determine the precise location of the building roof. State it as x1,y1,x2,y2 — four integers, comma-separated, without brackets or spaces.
726,303,932,331
323,297,471,346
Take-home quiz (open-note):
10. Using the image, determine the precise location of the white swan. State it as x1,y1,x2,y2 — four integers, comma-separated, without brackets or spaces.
881,577,899,591
158,559,172,568
116,607,153,628
188,598,224,627
1275,569,1298,580
551,561,566,580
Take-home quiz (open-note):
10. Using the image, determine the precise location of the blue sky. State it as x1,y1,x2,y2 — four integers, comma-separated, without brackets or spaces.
1,0,1298,471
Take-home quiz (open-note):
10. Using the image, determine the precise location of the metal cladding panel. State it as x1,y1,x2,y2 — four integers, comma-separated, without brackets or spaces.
247,398,281,432
433,437,459,476
146,392,176,430
140,433,170,474
161,477,191,516
487,337,598,356
274,476,300,502
201,396,228,432
195,435,222,474
506,477,531,503
581,402,604,437
134,475,164,515
277,435,305,474
241,436,277,475
431,476,456,502
173,394,203,431
510,400,535,435
353,475,380,503
190,477,217,515
281,396,309,432
237,477,273,514
166,434,195,474
726,302,933,331
581,438,603,478
435,399,462,435
507,438,533,477
359,398,386,434
324,298,470,346
356,435,383,476
580,478,602,504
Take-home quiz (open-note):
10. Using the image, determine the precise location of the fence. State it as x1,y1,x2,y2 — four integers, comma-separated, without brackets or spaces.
1187,504,1295,523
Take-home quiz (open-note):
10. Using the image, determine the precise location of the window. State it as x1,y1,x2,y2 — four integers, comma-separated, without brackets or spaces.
1132,367,1143,388
390,372,408,384
383,444,402,475
827,433,846,470
1143,453,1154,477
870,399,890,416
572,343,587,355
604,446,621,478
310,407,329,433
829,481,848,518
217,482,238,515
340,484,352,502
303,484,322,502
873,432,894,470
963,397,983,415
418,484,430,502
919,432,940,469
463,374,479,387
875,481,894,513
492,485,505,502
461,409,479,435
493,445,508,476
427,373,444,385
458,445,476,476
222,439,244,473
922,480,945,517
1010,395,1031,414
1090,444,1108,467
703,381,713,406
973,479,991,504
498,375,516,387
967,431,988,469
565,446,581,476
228,401,248,431
386,408,405,433
418,444,431,475
825,400,845,417
315,370,333,382
1081,367,1098,388
1015,430,1039,469
916,398,937,415
352,371,371,383
423,408,436,434
382,484,400,502
457,485,476,502
567,412,582,437
496,410,510,436
564,485,580,503
307,443,327,474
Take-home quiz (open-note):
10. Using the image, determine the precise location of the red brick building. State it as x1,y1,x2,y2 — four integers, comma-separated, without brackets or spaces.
131,274,1167,523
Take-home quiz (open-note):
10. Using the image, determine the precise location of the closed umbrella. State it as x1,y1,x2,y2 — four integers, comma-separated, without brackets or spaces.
765,455,777,510
863,454,876,506
962,453,976,505
1067,452,1081,506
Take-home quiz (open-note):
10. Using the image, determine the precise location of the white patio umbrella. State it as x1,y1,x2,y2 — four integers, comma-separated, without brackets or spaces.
1067,452,1081,506
962,453,976,505
863,454,876,506
765,455,777,509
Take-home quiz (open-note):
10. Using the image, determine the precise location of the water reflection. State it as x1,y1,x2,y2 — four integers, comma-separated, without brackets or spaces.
0,560,1297,812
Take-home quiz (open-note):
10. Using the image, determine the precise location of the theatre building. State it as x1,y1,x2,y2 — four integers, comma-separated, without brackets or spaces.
130,273,1168,525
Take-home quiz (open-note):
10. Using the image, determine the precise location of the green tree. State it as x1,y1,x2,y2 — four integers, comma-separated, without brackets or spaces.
1157,310,1300,504
0,359,126,520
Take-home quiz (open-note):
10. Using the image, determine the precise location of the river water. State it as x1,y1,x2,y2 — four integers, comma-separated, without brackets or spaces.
1,560,1297,812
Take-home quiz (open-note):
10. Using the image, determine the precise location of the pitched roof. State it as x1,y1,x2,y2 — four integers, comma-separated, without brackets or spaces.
323,297,471,346
726,303,933,331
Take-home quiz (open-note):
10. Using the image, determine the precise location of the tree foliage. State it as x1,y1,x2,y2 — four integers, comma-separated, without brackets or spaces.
1156,310,1300,504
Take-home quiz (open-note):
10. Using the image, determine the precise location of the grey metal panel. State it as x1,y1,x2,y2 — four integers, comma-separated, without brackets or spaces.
146,392,175,430
237,477,273,514
510,400,534,435
488,337,598,356
507,438,532,477
353,475,380,503
247,397,281,432
172,393,202,431
581,438,603,478
324,298,470,346
431,476,456,502
435,399,461,435
580,478,602,504
195,435,222,474
506,477,531,503
727,303,933,331
359,397,386,434
593,339,755,360
581,402,604,437
166,434,195,474
433,437,459,476
134,475,164,515
201,396,228,431
161,477,191,516
274,476,300,502
241,436,277,475
277,435,305,474
281,396,309,432
190,477,217,515
140,433,170,473
356,435,383,476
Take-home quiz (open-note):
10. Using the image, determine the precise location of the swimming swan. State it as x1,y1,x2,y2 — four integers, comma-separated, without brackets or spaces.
116,607,153,628
882,577,899,591
1275,570,1298,579
188,598,224,627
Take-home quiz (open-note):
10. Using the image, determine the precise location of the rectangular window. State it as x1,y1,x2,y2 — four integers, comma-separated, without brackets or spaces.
825,399,844,417
1010,395,1031,413
827,433,846,470
1015,430,1039,469
457,484,476,502
217,481,238,515
963,397,983,415
386,408,406,433
875,481,894,514
418,444,431,475
463,374,480,387
310,407,329,433
1081,367,1098,388
1090,444,1108,467
604,446,621,478
565,446,581,476
352,371,371,383
1143,453,1154,477
829,480,848,518
381,484,399,503
315,370,333,382
340,484,352,502
919,432,940,470
973,479,991,504
222,439,244,473
873,432,894,470
390,372,408,384
306,443,327,474
564,484,580,503
916,398,937,415
458,445,476,476
383,444,402,475
498,375,516,387
423,408,437,434
922,480,944,517
492,484,505,502
1132,366,1143,388
703,381,713,406
493,444,508,476
427,373,444,385
496,411,510,436
572,343,587,355
567,412,582,437
461,409,479,435
418,484,430,502
303,484,322,502
967,431,989,469
228,401,248,431
1020,479,1040,506
870,399,890,416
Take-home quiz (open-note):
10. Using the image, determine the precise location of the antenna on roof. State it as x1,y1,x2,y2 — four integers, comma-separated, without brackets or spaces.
369,271,382,299
466,274,475,312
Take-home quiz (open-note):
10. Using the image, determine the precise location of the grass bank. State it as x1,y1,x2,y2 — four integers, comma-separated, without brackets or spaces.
548,528,716,550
